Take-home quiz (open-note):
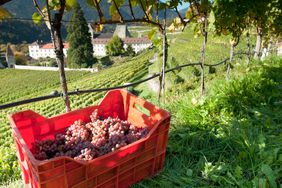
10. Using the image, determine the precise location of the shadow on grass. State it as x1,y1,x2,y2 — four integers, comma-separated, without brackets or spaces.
133,61,282,188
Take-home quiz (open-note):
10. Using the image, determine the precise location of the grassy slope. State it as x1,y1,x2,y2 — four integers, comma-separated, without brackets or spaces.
133,57,282,188
0,50,153,184
2,27,281,187
4,56,281,188
134,29,281,187
136,28,256,100
0,70,90,104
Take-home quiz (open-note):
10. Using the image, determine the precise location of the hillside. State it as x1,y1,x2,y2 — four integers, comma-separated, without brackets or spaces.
3,0,180,20
1,1,104,44
0,20,64,44
1,0,182,44
133,56,282,188
1,27,281,187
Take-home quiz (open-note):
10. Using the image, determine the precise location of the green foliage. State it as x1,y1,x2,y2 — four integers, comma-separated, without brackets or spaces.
47,59,58,67
208,66,216,74
98,56,114,67
106,35,124,56
0,147,20,183
14,54,27,65
212,0,248,38
67,3,96,68
133,57,282,188
32,12,41,24
184,0,213,37
126,44,135,56
191,66,201,77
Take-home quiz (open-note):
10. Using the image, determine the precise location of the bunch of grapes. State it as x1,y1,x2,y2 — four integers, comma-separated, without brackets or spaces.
33,133,66,160
126,125,150,144
65,120,90,144
32,109,150,161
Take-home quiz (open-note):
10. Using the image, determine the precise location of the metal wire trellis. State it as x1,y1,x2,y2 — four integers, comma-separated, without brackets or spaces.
0,51,253,110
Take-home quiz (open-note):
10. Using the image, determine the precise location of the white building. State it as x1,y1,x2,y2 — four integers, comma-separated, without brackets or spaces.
29,25,152,59
92,36,152,56
28,42,68,59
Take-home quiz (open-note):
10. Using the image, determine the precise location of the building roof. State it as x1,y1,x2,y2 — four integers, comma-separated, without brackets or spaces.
94,33,113,39
92,38,111,44
41,43,69,49
123,37,151,44
30,41,39,46
92,37,151,45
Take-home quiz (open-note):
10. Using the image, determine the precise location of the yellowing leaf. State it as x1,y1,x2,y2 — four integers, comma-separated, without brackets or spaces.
175,17,182,24
112,12,122,21
168,23,176,32
66,0,76,10
95,23,104,32
48,0,61,10
169,18,184,32
148,29,156,40
130,0,137,6
32,12,42,24
185,7,193,19
109,4,117,17
87,0,95,7
0,7,12,20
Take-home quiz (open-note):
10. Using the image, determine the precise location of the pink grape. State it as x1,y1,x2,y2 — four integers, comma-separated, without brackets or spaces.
32,110,150,161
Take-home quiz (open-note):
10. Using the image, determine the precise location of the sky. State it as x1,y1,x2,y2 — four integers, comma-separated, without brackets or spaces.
177,2,190,10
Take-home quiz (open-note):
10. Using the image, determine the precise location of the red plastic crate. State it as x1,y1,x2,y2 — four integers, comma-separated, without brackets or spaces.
9,89,170,188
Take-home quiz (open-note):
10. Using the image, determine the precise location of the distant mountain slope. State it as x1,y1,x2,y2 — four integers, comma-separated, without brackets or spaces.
3,0,180,21
1,0,184,44
0,20,67,44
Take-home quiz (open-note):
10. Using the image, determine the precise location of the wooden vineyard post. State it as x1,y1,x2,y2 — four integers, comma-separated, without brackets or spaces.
254,26,263,59
45,0,71,112
158,9,167,103
200,15,207,97
226,42,234,80
246,31,251,65
226,37,239,80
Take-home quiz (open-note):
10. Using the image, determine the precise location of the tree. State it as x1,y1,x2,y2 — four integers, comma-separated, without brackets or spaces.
106,35,124,56
183,0,212,96
126,44,135,56
14,53,27,65
67,3,95,68
213,0,282,60
245,0,281,58
212,0,247,78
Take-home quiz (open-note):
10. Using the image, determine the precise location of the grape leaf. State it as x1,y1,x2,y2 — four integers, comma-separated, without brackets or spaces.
66,0,76,10
0,7,12,20
32,12,42,24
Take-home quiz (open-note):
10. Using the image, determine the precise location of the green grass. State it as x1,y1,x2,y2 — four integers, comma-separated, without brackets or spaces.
147,27,256,91
132,57,282,188
0,50,153,184
0,70,90,104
